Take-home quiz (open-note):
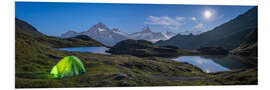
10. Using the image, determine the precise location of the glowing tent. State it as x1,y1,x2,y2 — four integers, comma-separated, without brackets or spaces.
50,56,85,78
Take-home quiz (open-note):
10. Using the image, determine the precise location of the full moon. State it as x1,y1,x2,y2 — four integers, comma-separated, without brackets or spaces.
204,10,212,19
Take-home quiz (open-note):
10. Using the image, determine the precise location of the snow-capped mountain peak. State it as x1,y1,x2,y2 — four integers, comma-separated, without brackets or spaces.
61,23,175,46
60,30,78,38
112,28,129,36
160,32,170,39
141,26,152,33
94,22,107,29
97,28,105,32
86,22,110,33
112,28,121,32
77,23,130,46
165,31,177,38
130,26,170,42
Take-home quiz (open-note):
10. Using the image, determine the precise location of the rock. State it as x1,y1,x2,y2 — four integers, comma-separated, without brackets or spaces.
113,73,134,80
113,73,128,80
118,81,131,86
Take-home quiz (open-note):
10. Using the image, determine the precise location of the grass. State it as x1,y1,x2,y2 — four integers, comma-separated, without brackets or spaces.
15,28,258,88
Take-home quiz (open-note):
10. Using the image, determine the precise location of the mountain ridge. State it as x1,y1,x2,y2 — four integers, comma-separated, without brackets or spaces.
156,7,258,50
129,26,172,42
15,18,45,38
61,24,176,46
15,18,104,48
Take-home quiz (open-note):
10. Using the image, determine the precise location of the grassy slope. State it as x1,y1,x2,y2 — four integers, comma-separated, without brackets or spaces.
231,28,258,57
15,31,258,88
15,19,257,88
15,32,208,87
36,36,104,48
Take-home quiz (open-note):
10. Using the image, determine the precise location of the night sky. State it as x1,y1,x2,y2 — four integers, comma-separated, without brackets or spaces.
15,2,254,36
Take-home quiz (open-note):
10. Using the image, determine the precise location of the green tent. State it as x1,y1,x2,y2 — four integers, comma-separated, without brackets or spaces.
50,56,85,78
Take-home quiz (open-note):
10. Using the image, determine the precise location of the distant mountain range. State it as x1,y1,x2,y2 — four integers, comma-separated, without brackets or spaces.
129,26,171,42
61,23,176,46
79,22,130,46
156,7,258,51
61,30,78,38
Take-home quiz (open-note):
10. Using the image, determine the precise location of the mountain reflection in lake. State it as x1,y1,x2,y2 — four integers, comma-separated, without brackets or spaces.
58,47,110,55
172,55,254,73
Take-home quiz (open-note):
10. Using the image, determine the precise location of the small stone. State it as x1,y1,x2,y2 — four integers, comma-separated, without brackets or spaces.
118,81,131,86
113,73,128,80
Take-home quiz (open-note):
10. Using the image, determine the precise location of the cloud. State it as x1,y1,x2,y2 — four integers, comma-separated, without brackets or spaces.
145,16,184,30
194,23,204,29
191,17,197,21
176,17,185,21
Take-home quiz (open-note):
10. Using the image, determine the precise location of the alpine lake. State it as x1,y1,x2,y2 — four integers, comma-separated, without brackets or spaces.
58,46,256,73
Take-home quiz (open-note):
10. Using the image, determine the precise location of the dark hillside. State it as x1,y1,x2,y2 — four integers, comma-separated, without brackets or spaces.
15,18,45,37
231,28,257,57
15,18,104,48
156,7,258,50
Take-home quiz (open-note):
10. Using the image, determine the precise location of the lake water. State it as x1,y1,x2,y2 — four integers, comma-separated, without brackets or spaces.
58,47,110,55
172,55,254,73
58,47,255,73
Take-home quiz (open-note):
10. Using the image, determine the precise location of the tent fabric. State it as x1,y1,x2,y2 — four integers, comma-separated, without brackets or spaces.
50,56,85,78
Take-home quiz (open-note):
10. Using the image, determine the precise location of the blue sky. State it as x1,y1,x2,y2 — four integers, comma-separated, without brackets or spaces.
15,2,254,36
